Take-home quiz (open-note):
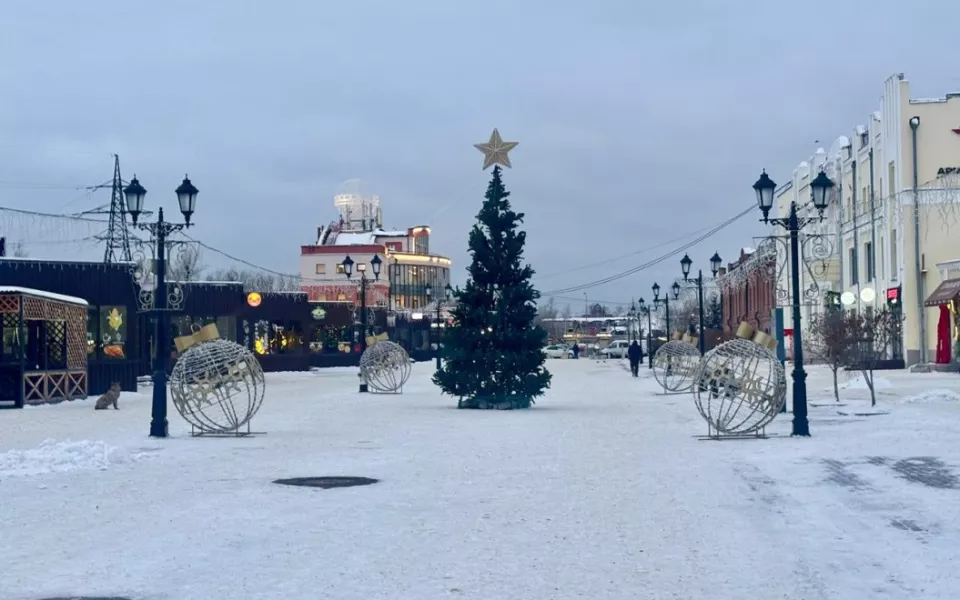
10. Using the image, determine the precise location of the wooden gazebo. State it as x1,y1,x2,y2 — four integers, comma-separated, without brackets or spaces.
0,287,88,407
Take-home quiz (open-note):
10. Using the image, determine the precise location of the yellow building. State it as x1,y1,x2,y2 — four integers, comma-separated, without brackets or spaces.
773,73,960,365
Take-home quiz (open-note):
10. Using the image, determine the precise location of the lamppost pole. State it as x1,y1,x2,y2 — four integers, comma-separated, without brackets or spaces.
152,209,169,437
123,175,199,439
425,282,453,370
697,271,705,353
638,297,653,369
341,253,382,393
754,169,834,437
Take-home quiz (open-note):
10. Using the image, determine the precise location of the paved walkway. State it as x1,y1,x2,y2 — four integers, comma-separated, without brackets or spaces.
1,360,958,599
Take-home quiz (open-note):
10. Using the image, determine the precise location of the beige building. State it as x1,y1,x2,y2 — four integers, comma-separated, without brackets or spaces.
773,73,960,365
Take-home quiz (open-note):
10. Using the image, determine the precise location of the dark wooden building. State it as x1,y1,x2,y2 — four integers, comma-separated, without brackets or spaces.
0,258,141,394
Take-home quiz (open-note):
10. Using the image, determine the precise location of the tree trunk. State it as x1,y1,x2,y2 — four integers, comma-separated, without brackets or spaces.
865,371,876,407
832,367,840,402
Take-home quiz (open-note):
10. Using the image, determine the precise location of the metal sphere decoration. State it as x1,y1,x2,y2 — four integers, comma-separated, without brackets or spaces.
359,341,411,393
693,338,787,435
652,340,702,392
170,338,266,434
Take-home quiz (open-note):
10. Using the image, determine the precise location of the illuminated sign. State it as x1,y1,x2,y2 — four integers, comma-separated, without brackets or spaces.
937,167,960,177
886,286,901,307
247,292,262,307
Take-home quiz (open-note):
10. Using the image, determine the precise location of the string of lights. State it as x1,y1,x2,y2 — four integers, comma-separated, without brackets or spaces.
1,201,757,296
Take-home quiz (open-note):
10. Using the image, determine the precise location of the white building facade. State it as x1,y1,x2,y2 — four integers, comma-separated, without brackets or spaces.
299,186,451,313
774,73,960,365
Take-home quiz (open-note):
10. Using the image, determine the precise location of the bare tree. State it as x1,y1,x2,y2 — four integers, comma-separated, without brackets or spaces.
168,243,204,281
275,274,302,291
806,310,851,402
205,266,244,283
844,308,900,407
673,295,700,336
12,240,28,257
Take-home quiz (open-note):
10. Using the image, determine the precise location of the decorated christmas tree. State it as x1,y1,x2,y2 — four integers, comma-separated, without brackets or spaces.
433,130,551,409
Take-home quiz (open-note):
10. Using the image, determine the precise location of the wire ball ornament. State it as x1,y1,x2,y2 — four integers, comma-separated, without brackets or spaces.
359,341,412,393
652,340,702,392
692,338,787,436
169,338,266,435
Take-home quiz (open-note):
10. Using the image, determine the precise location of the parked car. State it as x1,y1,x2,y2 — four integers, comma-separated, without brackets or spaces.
598,339,631,358
542,344,574,359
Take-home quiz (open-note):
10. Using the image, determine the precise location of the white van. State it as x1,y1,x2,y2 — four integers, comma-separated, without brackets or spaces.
599,340,630,358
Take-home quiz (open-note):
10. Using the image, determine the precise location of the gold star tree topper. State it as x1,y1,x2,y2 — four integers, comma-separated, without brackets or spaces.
474,128,518,170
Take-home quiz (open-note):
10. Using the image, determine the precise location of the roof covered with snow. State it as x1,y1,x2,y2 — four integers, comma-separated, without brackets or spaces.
0,286,88,306
331,229,409,246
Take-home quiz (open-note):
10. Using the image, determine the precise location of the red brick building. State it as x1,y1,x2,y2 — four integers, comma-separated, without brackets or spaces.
719,247,776,338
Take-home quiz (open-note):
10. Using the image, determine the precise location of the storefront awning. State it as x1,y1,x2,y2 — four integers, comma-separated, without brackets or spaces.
924,278,960,307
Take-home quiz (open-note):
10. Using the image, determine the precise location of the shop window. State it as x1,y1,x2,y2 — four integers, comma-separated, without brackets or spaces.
2,313,21,362
310,325,352,353
100,306,127,359
252,320,302,355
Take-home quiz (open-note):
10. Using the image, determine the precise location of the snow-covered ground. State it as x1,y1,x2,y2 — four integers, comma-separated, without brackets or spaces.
2,360,960,599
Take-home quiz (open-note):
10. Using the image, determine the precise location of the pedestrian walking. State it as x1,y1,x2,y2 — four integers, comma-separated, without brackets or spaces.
628,340,643,377
572,342,580,359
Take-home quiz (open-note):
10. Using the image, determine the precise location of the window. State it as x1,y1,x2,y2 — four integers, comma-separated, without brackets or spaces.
336,264,345,274
879,238,885,279
890,228,898,281
865,241,874,282
315,264,326,275
849,247,859,285
100,306,128,359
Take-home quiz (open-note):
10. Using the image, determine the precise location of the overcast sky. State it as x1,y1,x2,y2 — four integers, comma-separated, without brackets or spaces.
2,0,959,312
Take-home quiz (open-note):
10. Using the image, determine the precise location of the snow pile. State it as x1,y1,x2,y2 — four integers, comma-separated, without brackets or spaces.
0,439,138,478
838,374,892,391
901,388,960,404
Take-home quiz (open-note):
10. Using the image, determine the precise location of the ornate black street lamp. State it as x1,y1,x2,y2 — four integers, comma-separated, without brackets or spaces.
341,253,382,393
124,174,199,438
754,168,834,437
425,282,453,369
651,280,680,338
628,301,638,343
638,297,654,368
679,251,722,355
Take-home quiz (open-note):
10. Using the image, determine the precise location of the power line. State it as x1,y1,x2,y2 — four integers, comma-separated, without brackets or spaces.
535,219,743,280
0,180,94,190
541,204,754,296
182,235,345,284
0,205,110,223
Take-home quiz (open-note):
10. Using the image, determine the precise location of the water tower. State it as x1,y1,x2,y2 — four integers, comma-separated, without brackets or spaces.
334,179,382,232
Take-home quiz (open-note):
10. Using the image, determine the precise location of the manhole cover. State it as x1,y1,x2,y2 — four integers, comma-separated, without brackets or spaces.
273,476,379,489
39,597,132,600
